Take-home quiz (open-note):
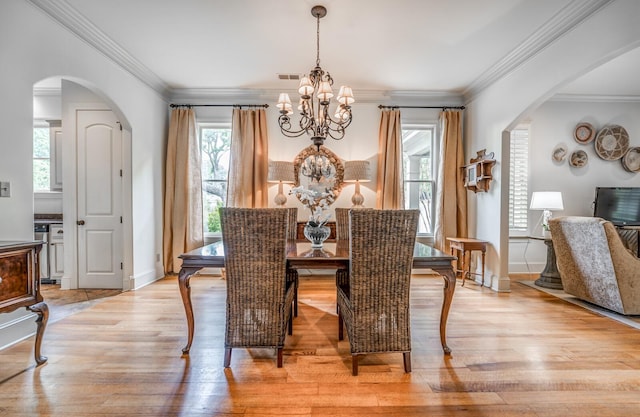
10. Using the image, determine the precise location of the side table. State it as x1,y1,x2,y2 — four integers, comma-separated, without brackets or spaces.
529,236,563,290
446,237,488,286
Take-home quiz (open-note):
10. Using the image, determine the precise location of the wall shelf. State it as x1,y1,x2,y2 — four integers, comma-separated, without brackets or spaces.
463,149,496,193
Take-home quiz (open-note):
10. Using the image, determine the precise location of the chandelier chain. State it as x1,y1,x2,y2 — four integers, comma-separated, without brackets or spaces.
316,12,321,67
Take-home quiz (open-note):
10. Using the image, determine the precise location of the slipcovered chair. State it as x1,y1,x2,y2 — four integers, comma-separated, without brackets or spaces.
337,209,419,375
549,216,640,315
220,208,295,368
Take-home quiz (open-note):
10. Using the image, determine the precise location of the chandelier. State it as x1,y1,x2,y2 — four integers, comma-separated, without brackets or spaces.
277,5,355,150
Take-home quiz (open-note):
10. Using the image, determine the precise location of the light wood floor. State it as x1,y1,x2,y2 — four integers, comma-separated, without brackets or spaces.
2,274,640,416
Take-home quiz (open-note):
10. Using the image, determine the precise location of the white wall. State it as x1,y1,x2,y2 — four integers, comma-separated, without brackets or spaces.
0,1,167,350
509,99,640,274
465,0,640,291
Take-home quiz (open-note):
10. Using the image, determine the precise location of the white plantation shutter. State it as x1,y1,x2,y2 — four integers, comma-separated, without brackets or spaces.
509,127,529,231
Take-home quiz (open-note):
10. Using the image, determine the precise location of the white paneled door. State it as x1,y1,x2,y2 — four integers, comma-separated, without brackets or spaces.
76,110,123,289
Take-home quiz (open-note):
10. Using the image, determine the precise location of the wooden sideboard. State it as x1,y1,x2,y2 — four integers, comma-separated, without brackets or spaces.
0,241,48,365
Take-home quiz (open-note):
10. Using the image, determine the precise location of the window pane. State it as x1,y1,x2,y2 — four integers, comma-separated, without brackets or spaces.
404,180,434,234
201,128,231,180
33,127,50,158
509,127,529,231
200,127,231,233
33,159,50,191
402,126,436,236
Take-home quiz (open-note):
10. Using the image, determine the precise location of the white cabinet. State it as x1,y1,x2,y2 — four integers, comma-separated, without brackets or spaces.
49,224,64,280
48,120,63,191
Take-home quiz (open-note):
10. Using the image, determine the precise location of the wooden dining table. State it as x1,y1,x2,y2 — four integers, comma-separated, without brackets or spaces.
178,240,457,355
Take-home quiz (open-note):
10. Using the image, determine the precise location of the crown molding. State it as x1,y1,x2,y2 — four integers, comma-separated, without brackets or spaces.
463,0,614,102
33,86,61,97
27,0,170,99
549,93,640,103
170,88,465,107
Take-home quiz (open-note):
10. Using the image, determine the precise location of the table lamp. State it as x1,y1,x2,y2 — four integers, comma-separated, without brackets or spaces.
530,191,564,237
268,161,295,207
343,160,371,208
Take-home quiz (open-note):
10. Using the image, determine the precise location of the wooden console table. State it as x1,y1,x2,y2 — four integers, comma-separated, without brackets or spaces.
0,241,48,365
446,237,488,286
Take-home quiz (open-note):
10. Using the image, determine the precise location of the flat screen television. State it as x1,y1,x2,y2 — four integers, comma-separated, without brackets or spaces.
593,187,640,226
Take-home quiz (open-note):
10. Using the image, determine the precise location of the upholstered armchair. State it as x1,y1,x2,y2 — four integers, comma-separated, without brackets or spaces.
549,216,640,315
220,208,295,368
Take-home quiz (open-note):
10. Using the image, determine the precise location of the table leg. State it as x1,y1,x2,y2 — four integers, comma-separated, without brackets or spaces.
481,250,486,286
431,266,456,354
178,267,203,354
26,301,49,365
462,249,470,287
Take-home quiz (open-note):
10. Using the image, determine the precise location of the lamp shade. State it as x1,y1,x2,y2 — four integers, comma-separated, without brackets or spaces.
530,191,564,211
343,160,371,183
268,161,295,183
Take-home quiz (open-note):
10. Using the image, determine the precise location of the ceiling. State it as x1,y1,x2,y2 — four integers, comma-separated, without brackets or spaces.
33,0,640,101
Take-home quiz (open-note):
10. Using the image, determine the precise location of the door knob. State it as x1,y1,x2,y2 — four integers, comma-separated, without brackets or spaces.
77,220,85,225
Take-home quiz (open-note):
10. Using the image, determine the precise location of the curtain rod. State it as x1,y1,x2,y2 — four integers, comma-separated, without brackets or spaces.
169,103,269,109
378,105,465,110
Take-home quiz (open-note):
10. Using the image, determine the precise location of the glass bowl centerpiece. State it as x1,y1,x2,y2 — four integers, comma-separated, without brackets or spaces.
290,185,335,248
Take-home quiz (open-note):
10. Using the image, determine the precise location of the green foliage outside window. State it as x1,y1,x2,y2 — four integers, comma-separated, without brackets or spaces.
207,200,224,232
33,127,50,191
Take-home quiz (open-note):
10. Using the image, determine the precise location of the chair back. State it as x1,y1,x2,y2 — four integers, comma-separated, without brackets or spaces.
285,207,298,240
549,216,621,310
335,208,350,240
220,208,290,347
348,209,419,350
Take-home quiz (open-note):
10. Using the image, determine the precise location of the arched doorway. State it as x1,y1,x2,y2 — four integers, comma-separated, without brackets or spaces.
33,76,133,291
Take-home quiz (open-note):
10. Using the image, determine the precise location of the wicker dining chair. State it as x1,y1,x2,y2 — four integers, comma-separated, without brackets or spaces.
220,208,295,368
285,207,299,316
337,209,419,375
334,208,350,289
334,208,350,241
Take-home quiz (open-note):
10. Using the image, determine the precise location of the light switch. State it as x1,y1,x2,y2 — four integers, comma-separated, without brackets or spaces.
0,181,10,197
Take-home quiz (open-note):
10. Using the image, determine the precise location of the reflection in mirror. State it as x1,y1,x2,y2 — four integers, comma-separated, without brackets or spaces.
293,145,343,203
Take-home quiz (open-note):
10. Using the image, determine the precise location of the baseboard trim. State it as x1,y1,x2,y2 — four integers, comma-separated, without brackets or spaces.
0,312,37,352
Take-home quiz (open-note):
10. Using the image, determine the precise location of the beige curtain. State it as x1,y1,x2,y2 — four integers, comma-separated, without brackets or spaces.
163,107,203,274
434,110,467,251
226,108,269,208
376,109,403,209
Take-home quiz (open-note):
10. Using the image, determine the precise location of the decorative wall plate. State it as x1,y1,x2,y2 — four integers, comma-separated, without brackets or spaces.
621,147,640,173
552,143,568,162
569,150,588,168
594,125,629,160
574,122,595,144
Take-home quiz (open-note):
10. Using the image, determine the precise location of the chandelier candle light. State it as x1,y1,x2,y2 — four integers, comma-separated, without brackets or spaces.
277,5,355,150
529,191,564,238
343,160,371,208
268,161,295,207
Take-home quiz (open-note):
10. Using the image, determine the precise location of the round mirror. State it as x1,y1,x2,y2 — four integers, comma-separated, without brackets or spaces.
293,145,344,203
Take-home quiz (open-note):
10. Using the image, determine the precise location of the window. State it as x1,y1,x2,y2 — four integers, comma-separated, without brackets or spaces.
402,126,437,236
509,126,529,232
200,124,231,234
33,124,50,191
